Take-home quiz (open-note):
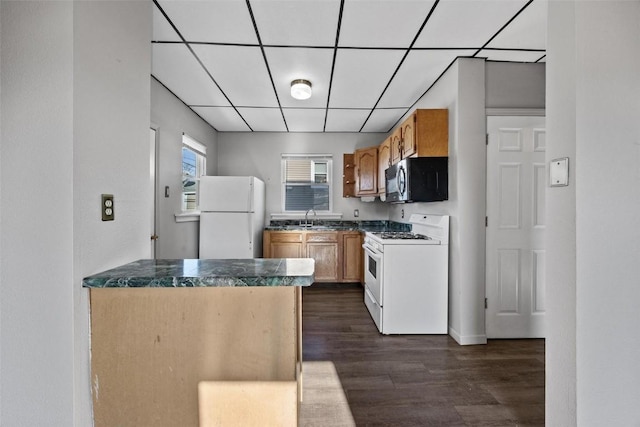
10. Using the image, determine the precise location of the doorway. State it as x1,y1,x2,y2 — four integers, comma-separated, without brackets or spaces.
485,116,546,338
150,127,159,258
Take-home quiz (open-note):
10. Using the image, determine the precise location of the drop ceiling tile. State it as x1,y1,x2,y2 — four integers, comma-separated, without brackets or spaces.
415,0,529,48
156,0,257,44
237,107,287,132
152,43,230,106
486,0,547,50
191,45,278,107
378,49,476,108
478,49,546,63
250,0,340,46
339,0,437,48
361,109,407,133
264,47,333,109
329,49,406,108
191,107,251,132
282,109,326,132
324,109,371,132
153,4,181,42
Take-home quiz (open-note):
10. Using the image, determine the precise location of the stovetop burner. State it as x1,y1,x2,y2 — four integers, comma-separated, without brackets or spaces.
373,232,431,240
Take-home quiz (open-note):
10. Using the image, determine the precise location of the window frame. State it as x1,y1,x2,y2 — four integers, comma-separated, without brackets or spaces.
281,154,333,213
181,134,207,212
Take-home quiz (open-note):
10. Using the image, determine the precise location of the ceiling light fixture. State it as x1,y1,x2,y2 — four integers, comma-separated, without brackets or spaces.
290,79,312,100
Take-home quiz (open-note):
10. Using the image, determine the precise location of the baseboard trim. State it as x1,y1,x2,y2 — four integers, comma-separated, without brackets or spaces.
449,327,487,345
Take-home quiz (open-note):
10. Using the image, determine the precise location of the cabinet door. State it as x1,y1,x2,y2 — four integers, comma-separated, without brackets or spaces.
264,231,303,258
306,232,338,282
354,146,378,196
400,113,417,158
306,242,339,282
377,138,391,196
390,127,402,165
340,232,363,283
414,109,449,157
270,242,303,258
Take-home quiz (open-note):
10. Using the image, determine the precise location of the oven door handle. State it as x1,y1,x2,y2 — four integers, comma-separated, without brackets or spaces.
362,244,382,261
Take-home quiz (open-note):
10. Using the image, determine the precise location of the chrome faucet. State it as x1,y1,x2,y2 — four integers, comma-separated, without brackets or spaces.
303,209,317,227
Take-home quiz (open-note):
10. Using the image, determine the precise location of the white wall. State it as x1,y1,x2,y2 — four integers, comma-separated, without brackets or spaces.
151,77,218,259
485,62,546,109
217,132,390,221
73,3,151,424
545,1,577,424
1,1,152,425
388,58,488,345
1,2,74,424
547,1,640,425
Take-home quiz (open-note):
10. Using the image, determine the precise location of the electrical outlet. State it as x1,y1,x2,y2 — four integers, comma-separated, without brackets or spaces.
354,209,359,218
102,194,114,221
401,209,405,219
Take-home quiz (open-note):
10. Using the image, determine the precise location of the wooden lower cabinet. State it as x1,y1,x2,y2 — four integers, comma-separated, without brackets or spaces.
264,230,363,283
306,232,339,282
264,231,303,258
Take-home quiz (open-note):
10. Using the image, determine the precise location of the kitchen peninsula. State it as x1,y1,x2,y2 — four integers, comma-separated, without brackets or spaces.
83,258,314,427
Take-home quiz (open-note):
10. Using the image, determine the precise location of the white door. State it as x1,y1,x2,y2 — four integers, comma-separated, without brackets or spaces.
485,116,546,338
150,127,158,258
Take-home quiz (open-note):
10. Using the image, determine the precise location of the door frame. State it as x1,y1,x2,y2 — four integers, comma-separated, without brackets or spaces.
150,125,160,258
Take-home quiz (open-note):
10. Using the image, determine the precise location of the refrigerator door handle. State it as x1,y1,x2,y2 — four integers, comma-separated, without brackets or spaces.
247,211,253,249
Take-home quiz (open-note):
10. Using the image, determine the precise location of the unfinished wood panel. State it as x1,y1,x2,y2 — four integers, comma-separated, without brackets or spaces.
198,381,297,427
90,286,298,427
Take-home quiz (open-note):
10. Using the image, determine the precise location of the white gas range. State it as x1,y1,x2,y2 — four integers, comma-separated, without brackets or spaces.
363,214,449,334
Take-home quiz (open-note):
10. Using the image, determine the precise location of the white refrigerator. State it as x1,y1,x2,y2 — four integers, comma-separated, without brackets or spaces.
198,176,266,259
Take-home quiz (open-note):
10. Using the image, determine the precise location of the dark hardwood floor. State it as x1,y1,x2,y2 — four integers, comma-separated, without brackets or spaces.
300,286,545,427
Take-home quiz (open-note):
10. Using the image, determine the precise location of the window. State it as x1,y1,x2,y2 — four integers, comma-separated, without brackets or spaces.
182,134,206,211
282,154,332,212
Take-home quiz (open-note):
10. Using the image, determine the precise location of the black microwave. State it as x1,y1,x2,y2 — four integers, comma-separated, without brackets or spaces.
385,157,448,203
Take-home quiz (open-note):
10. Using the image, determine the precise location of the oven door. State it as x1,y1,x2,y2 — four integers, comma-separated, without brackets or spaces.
363,243,383,306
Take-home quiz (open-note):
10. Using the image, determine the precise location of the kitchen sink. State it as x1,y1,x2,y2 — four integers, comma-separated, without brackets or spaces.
282,225,334,230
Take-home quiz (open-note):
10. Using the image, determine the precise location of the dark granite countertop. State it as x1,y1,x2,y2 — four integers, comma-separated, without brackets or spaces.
82,258,315,288
264,220,410,233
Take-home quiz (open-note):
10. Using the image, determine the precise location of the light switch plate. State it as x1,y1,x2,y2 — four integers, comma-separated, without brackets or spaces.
550,157,569,187
102,194,114,221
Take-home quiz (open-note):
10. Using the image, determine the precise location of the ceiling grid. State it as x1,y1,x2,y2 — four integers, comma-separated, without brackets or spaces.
151,0,547,133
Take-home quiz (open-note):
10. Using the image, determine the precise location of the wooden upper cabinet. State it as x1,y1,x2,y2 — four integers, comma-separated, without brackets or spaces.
377,138,391,196
401,109,449,159
342,153,356,198
390,126,403,165
354,146,378,196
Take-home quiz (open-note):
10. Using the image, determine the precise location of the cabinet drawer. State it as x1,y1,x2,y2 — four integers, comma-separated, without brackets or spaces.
269,232,302,243
305,232,337,243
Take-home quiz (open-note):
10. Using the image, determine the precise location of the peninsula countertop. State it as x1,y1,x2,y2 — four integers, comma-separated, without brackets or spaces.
82,258,315,288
